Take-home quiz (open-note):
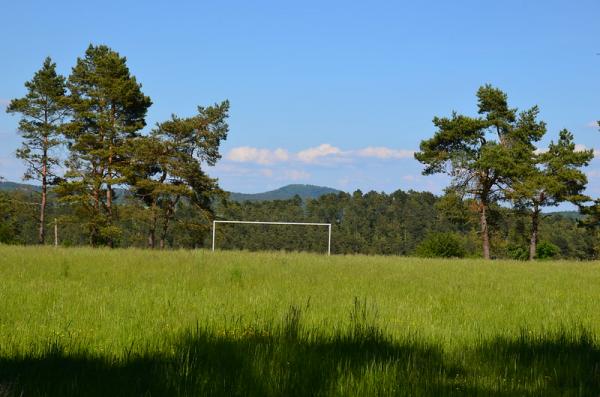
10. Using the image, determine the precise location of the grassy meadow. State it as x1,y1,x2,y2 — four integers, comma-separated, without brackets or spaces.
0,245,599,396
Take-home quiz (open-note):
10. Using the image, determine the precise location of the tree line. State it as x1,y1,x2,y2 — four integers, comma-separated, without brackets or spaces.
4,45,229,248
0,186,596,259
2,45,599,259
217,190,596,259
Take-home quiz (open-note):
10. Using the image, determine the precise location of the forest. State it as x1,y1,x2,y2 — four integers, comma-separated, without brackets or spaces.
0,184,596,260
1,44,600,260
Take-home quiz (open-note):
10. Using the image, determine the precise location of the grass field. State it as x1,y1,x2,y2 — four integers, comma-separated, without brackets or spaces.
0,245,599,396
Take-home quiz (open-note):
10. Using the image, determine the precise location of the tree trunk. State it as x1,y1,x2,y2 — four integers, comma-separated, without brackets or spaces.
106,185,112,219
148,229,155,249
529,205,539,260
106,145,113,248
159,196,180,249
91,181,100,246
39,147,47,244
480,201,490,260
159,206,172,250
150,172,168,249
148,201,157,249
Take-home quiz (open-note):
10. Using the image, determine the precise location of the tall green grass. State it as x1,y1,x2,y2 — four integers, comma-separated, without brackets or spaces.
0,246,599,396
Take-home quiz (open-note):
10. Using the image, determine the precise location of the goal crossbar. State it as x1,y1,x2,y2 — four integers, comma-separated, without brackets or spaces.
211,220,332,255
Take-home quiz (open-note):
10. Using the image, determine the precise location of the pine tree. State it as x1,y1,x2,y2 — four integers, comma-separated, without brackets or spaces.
6,57,68,244
415,85,545,259
511,130,592,260
60,45,151,246
128,101,229,248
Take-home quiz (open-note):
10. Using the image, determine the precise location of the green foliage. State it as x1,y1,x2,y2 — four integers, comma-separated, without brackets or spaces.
580,198,600,225
1,181,598,258
0,193,16,243
506,244,529,261
510,128,593,259
415,232,466,258
415,85,546,259
60,44,152,246
217,190,442,255
5,57,68,244
0,191,38,244
536,241,561,259
541,129,593,206
6,57,68,183
434,190,474,233
99,225,123,243
127,101,230,248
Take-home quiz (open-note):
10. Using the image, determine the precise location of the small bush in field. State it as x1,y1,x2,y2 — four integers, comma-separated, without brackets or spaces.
536,241,560,259
507,244,529,261
415,232,466,258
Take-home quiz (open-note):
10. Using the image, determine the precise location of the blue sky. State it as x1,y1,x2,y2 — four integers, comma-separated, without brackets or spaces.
1,1,599,201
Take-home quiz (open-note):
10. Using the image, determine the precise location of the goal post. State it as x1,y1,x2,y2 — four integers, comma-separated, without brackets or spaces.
211,220,332,255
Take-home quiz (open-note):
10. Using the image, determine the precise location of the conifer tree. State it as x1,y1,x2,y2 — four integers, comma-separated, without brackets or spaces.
128,101,229,248
6,57,68,244
415,85,545,259
60,45,151,246
511,130,592,259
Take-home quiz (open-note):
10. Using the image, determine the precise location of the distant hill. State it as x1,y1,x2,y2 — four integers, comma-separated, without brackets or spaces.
229,184,342,202
544,211,584,221
0,181,341,203
0,181,41,193
0,181,130,202
0,182,589,213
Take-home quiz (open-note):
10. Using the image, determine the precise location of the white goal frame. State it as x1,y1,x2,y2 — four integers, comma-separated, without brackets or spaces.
211,220,332,255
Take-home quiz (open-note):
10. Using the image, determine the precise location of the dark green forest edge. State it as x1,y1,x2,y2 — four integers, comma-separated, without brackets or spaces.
2,44,600,259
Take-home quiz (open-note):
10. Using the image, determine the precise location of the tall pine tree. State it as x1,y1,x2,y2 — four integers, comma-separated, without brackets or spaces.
511,130,592,259
128,101,229,248
415,85,545,259
6,57,68,244
60,45,151,246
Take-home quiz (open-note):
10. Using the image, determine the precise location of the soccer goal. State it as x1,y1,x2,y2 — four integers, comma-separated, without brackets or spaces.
211,220,332,255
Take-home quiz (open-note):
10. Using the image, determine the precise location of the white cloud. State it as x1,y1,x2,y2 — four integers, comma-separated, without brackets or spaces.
213,163,309,182
586,121,599,129
297,144,344,163
356,147,414,159
225,144,414,165
227,146,289,165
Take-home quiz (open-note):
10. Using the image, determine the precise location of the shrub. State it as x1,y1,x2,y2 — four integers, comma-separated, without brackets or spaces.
507,244,529,261
415,232,466,258
0,222,16,244
536,241,560,259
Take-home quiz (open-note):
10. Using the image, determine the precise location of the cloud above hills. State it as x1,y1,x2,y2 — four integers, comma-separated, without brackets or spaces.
226,144,414,165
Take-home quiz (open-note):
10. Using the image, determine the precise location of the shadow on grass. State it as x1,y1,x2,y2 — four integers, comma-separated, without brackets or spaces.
0,305,599,396
469,328,600,396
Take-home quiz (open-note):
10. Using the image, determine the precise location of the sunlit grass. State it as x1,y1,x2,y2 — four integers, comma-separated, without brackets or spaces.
0,245,599,396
